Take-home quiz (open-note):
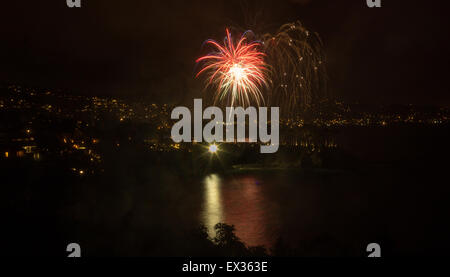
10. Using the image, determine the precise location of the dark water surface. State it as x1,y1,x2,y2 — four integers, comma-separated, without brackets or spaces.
196,126,450,253
2,126,450,256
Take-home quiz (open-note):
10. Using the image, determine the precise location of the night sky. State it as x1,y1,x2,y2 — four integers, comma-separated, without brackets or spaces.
1,0,449,105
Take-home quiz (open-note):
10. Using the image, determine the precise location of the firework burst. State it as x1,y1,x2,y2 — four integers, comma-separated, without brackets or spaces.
262,21,328,115
196,29,269,107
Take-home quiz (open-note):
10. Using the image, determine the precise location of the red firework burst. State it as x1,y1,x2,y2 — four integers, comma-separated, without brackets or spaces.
196,29,269,107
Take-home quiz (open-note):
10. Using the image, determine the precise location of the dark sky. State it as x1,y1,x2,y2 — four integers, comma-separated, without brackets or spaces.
1,0,449,105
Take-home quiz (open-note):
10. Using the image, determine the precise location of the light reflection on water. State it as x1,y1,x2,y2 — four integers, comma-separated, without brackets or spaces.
202,174,223,237
201,174,280,248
